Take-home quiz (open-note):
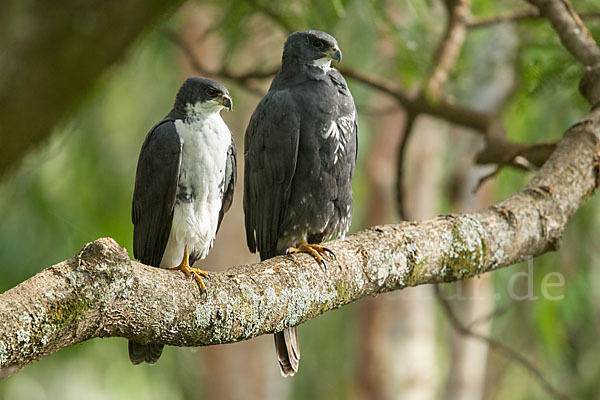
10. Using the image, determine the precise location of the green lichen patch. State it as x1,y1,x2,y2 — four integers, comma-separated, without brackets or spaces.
48,296,91,328
20,296,92,356
335,279,353,304
440,216,488,282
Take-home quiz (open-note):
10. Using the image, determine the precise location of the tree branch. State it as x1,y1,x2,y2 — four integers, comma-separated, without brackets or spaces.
2,108,599,379
467,8,600,28
476,139,557,168
395,111,417,219
473,139,558,190
425,0,470,99
396,0,471,218
163,30,277,98
526,0,600,106
338,66,498,134
528,0,600,64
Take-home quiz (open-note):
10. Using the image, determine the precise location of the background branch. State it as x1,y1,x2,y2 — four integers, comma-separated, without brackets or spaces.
338,67,498,134
467,8,600,28
395,111,417,220
164,30,276,97
426,0,470,99
526,0,600,107
396,0,471,218
528,0,599,66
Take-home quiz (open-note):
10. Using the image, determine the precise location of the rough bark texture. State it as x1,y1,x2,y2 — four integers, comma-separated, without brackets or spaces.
1,107,599,379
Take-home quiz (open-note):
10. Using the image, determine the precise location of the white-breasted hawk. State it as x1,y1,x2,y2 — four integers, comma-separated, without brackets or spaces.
130,77,237,365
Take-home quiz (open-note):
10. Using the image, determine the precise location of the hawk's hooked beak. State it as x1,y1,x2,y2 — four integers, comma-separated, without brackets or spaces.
218,94,233,111
327,46,342,63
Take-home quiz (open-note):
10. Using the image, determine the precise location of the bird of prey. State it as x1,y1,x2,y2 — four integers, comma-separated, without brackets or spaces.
129,77,237,365
243,30,358,376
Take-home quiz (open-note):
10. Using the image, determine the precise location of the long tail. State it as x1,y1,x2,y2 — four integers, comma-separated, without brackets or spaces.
274,326,300,376
128,340,164,365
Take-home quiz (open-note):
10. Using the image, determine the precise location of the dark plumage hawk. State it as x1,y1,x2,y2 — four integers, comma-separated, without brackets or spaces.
243,30,358,376
130,77,237,365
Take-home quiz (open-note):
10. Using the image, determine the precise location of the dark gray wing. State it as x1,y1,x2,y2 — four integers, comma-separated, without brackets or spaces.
132,119,182,267
244,89,300,259
217,135,237,232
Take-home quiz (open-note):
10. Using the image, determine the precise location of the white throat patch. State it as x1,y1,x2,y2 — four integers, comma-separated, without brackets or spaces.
185,100,223,117
311,57,332,71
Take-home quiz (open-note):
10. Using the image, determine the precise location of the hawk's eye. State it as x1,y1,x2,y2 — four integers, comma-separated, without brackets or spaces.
312,40,324,48
206,88,217,97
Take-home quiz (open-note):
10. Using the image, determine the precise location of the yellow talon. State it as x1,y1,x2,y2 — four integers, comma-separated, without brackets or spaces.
169,247,209,293
286,240,336,267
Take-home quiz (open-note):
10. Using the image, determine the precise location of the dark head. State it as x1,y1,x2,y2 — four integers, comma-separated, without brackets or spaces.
172,77,232,117
282,30,342,69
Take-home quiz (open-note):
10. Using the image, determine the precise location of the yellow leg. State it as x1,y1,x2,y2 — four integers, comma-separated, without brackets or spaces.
286,240,336,267
169,247,209,293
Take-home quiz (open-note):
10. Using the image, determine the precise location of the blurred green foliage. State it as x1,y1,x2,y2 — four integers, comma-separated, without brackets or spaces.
1,0,600,399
